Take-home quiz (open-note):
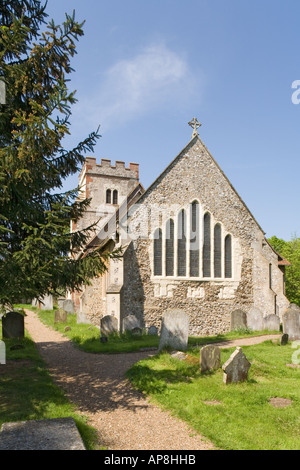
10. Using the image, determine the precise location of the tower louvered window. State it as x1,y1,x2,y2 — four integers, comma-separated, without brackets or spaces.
154,228,162,276
225,234,232,278
166,219,174,276
190,201,199,277
177,210,186,276
203,212,211,277
214,224,222,278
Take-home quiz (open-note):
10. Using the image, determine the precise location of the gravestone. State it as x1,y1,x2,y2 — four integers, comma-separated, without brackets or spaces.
0,341,6,365
263,314,280,331
158,309,189,352
2,312,25,339
0,418,85,450
100,315,118,336
148,325,158,336
62,300,75,315
280,333,289,345
230,309,247,330
123,314,141,332
282,307,300,340
131,327,142,336
246,307,264,331
77,312,89,324
57,297,65,309
40,295,53,311
54,308,67,324
32,298,39,307
200,345,221,373
222,347,251,384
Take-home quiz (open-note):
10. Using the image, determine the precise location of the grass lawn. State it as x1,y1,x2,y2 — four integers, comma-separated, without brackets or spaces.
0,322,99,450
127,340,300,450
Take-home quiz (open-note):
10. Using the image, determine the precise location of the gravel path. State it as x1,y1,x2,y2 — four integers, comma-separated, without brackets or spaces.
24,309,281,451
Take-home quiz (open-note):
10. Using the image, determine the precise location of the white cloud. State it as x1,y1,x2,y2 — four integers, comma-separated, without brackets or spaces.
82,43,198,131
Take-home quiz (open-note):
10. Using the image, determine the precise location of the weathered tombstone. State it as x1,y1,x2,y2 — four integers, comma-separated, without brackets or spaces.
77,311,89,325
280,333,289,345
200,345,221,373
54,308,67,324
230,309,247,331
57,297,65,309
40,295,53,311
282,308,300,340
246,307,264,331
62,300,75,315
100,315,118,336
0,341,6,365
123,314,141,332
2,312,25,339
131,327,142,336
148,325,158,336
263,314,280,331
158,309,189,352
222,347,251,384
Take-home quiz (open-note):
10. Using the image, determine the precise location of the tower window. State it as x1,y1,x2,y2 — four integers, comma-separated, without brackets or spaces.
106,189,111,204
113,190,118,205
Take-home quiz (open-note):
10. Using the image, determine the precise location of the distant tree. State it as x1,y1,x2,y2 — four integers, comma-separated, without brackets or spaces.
268,235,300,307
0,1,117,310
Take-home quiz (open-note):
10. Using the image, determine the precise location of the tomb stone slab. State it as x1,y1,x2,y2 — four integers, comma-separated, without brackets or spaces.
263,314,280,331
230,309,247,331
283,308,300,340
200,345,221,373
100,315,118,336
2,312,25,339
158,309,189,352
247,307,264,331
222,347,251,384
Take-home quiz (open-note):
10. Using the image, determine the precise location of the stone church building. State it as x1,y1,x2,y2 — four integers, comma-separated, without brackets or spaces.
70,120,290,335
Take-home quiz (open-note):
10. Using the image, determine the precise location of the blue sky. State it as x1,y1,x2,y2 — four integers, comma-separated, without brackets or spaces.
45,0,300,241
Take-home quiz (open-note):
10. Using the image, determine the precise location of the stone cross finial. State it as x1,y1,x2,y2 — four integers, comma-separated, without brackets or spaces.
188,117,201,137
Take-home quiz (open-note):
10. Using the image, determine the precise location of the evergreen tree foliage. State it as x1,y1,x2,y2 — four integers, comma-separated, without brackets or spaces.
0,1,118,309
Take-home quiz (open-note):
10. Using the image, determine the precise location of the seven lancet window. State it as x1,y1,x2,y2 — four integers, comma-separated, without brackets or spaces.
153,201,232,279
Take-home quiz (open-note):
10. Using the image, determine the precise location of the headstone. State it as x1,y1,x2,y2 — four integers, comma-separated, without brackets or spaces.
283,307,300,340
57,297,65,309
246,307,264,331
200,345,221,373
77,312,89,324
230,309,247,330
123,314,141,332
2,312,25,339
100,315,118,336
131,327,142,336
148,325,158,336
62,300,75,315
0,341,6,365
40,295,53,311
263,314,280,331
32,298,39,307
158,309,189,352
222,347,251,384
54,308,67,324
0,418,85,450
280,333,289,345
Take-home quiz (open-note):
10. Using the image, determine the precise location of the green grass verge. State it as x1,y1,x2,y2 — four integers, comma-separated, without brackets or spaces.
16,304,280,355
127,341,300,450
0,323,99,450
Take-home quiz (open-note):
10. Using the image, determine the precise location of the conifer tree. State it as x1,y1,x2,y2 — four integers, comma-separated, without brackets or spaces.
0,1,116,309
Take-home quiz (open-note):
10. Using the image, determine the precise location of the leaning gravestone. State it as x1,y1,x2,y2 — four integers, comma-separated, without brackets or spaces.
282,307,300,340
2,312,25,339
158,309,189,352
222,347,251,384
62,299,75,315
200,345,221,373
263,314,280,331
123,314,141,332
100,315,118,336
230,309,247,331
246,307,264,331
54,308,67,324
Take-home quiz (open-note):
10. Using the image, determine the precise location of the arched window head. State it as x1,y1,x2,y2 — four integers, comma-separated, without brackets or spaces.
106,189,111,204
113,190,118,205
